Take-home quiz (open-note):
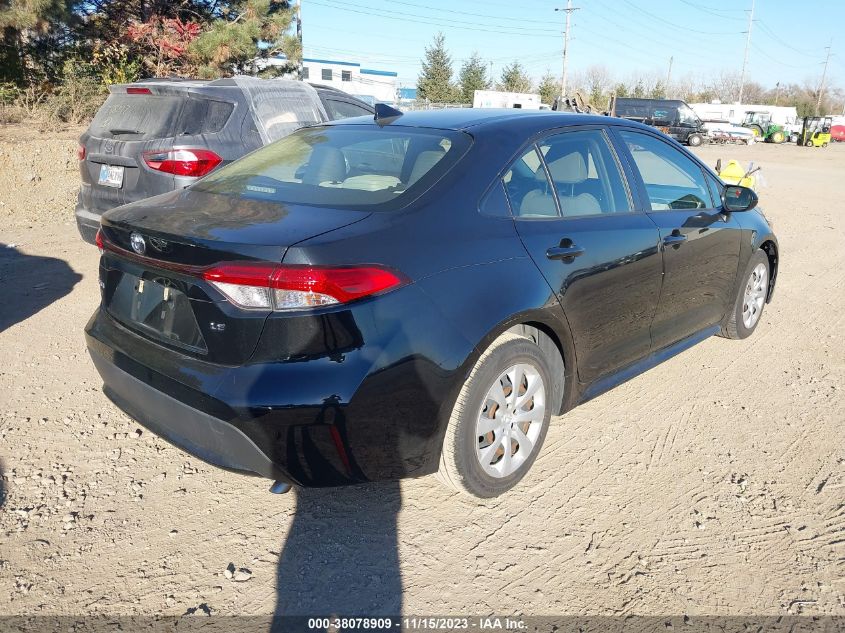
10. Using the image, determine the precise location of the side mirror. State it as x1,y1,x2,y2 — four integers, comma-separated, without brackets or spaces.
722,185,758,212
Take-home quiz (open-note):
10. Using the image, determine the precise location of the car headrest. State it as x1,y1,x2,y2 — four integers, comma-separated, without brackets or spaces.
547,152,588,184
408,150,445,186
303,146,346,185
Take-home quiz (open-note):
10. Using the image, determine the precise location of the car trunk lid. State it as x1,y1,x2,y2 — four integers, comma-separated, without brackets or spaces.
98,190,371,365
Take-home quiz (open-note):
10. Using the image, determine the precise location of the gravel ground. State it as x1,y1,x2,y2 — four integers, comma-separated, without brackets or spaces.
0,125,843,620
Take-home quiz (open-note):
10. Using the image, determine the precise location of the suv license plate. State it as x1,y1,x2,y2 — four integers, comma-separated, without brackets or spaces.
98,164,124,188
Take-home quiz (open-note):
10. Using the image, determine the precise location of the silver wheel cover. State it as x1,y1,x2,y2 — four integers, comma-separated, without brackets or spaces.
742,262,767,329
475,363,546,478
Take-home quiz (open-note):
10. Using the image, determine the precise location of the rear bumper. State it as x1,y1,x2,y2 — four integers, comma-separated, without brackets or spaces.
85,282,475,486
76,206,101,245
90,347,287,481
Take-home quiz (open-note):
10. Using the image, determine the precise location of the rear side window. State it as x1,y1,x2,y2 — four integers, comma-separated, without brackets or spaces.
324,99,372,120
503,147,557,217
176,99,234,135
539,129,631,217
619,130,713,210
194,125,471,210
88,94,184,140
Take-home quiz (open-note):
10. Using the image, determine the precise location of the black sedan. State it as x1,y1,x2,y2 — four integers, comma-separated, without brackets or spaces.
86,107,778,498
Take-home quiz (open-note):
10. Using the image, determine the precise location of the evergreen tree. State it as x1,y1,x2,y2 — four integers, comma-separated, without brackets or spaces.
417,32,458,103
649,80,666,99
613,82,629,98
498,61,532,93
458,52,488,103
538,71,559,105
190,0,299,77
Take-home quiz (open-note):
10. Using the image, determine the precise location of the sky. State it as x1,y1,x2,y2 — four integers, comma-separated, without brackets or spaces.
301,0,843,94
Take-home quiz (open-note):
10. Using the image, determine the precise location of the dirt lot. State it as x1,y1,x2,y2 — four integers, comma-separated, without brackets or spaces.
1,123,843,621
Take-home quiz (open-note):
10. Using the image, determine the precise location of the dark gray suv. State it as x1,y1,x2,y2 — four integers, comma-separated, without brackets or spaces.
75,78,374,243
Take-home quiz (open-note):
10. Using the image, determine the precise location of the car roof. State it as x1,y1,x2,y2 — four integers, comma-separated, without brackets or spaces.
327,108,656,135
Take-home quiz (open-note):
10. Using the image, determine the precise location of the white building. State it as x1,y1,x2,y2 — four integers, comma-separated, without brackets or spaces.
301,57,398,105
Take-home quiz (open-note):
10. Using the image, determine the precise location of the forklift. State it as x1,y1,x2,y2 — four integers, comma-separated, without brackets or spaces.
741,111,787,143
799,116,833,147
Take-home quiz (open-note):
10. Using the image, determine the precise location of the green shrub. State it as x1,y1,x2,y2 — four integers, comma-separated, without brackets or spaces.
38,58,106,127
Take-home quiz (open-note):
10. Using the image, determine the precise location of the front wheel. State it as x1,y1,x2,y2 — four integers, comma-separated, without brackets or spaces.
438,333,553,498
770,130,785,143
721,249,770,340
687,133,703,147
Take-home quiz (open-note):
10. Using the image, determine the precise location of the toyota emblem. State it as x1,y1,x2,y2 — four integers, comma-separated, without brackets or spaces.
130,232,146,255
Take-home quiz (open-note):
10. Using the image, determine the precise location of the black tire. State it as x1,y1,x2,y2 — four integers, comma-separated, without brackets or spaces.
438,333,553,498
687,133,703,147
721,249,770,340
805,139,814,147
790,133,799,144
748,124,764,138
770,130,785,144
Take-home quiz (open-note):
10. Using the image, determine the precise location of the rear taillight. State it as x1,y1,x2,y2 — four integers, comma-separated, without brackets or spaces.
126,87,152,95
95,228,104,253
77,144,86,161
202,262,407,311
142,149,222,178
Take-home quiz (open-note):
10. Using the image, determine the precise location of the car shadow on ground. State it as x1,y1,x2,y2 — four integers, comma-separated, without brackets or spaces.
0,243,83,333
272,482,403,627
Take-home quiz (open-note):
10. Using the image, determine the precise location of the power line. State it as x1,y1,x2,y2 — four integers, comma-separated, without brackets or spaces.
306,0,560,37
756,20,823,58
618,0,742,36
677,0,744,20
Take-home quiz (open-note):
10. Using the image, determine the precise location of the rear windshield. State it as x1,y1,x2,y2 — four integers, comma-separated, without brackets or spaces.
88,93,235,140
194,125,472,210
88,94,184,140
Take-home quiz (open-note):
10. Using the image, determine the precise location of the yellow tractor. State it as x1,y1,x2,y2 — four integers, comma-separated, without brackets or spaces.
799,116,833,147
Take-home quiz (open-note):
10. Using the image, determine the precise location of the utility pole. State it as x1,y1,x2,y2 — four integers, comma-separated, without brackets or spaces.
738,0,755,104
665,56,673,96
815,43,831,116
774,81,780,106
555,0,579,98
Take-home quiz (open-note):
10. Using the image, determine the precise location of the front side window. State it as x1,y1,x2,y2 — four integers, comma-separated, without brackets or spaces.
322,68,333,81
538,129,631,217
194,126,471,210
619,130,713,211
502,147,557,217
678,105,700,127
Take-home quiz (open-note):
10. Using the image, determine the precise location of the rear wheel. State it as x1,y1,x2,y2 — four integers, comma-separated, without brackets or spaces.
790,133,799,143
438,333,552,498
722,249,769,340
748,124,764,138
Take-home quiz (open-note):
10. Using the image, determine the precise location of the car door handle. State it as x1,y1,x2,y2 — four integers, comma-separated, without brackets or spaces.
663,232,687,247
546,241,585,261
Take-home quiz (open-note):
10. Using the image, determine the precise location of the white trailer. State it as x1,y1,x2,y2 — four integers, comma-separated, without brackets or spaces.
690,102,800,128
473,90,543,110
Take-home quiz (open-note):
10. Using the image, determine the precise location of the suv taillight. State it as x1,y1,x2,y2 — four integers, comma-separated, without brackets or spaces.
202,262,408,311
142,149,222,178
77,144,86,161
